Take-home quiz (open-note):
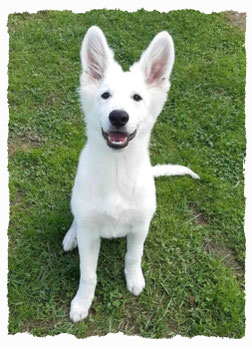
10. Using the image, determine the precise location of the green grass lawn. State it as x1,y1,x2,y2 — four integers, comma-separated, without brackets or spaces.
8,9,246,338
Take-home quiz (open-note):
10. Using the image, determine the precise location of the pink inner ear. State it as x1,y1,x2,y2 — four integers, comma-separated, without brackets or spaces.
146,55,167,85
87,51,103,81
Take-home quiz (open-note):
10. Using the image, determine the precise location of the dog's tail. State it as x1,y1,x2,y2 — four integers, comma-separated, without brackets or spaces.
152,164,200,179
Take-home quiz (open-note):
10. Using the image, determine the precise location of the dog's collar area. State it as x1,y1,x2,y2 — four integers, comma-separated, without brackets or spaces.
102,129,137,149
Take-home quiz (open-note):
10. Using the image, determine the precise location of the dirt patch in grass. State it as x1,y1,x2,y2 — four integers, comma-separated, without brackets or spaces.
189,204,208,226
12,189,25,205
203,241,244,277
8,139,41,156
190,209,244,279
117,318,138,335
223,11,246,31
190,204,244,277
9,142,32,156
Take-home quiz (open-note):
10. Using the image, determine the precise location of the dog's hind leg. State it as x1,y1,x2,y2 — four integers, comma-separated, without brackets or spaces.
63,219,78,251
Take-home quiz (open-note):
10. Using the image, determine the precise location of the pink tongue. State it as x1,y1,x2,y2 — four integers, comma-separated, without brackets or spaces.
109,132,127,142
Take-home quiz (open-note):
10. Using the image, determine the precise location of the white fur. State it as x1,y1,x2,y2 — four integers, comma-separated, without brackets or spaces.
62,26,199,322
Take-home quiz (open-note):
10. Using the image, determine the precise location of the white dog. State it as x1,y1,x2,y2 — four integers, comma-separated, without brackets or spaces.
63,26,199,323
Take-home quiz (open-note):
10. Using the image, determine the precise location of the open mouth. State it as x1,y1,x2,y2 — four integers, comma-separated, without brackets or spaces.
102,129,137,149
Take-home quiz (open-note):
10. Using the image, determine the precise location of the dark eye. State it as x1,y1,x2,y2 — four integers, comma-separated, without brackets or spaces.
133,94,142,102
101,92,111,99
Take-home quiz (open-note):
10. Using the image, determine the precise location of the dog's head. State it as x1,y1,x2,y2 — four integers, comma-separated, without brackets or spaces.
79,26,174,150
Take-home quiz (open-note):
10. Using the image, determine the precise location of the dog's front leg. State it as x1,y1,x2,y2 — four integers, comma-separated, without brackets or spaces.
70,229,101,323
125,226,149,296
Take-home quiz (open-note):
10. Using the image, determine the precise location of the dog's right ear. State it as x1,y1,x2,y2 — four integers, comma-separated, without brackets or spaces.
81,26,114,82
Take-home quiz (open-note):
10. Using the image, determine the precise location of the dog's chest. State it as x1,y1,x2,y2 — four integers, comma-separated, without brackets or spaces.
89,176,154,236
72,155,156,238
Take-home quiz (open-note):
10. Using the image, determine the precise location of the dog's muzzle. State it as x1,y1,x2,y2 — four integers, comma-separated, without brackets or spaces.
102,129,137,149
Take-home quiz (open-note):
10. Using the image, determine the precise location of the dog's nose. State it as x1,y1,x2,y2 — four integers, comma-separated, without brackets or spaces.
109,110,129,128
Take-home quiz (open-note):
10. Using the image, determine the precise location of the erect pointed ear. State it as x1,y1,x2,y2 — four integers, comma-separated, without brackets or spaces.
80,26,114,82
138,31,175,86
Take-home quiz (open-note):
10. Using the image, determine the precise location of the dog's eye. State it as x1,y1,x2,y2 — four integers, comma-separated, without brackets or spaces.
133,94,142,102
101,92,111,99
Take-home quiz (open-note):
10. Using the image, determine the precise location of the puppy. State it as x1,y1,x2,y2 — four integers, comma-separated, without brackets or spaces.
63,26,199,322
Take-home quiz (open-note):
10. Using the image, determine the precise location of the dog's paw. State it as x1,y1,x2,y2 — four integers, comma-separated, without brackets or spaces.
63,225,77,252
70,298,89,323
125,267,145,296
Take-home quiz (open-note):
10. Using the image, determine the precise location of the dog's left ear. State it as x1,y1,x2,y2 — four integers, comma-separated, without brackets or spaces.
138,31,175,86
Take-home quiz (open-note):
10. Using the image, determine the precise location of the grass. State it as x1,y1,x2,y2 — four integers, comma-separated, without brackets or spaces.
8,9,246,338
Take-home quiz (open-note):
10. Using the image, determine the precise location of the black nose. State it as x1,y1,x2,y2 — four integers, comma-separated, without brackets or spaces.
109,110,129,128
